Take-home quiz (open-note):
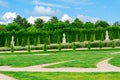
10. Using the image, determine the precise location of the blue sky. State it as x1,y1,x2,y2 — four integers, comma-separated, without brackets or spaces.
0,0,120,24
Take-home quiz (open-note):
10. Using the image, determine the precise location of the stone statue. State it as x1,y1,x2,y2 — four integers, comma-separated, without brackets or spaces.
105,30,109,40
11,35,15,47
62,33,66,43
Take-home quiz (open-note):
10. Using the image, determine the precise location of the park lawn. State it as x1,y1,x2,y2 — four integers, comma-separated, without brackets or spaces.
109,54,120,67
0,50,115,68
1,72,120,80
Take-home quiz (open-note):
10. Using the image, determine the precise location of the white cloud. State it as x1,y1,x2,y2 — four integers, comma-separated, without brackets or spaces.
34,6,60,16
0,0,9,7
77,14,100,23
61,14,72,22
33,0,69,8
0,12,17,24
27,16,51,24
62,0,93,5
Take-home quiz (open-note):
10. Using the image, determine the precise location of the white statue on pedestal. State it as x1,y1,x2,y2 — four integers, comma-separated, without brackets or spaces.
105,30,109,40
62,33,66,43
11,35,15,47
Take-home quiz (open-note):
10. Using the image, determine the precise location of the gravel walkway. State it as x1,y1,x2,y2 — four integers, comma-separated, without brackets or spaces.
0,58,120,80
0,58,120,72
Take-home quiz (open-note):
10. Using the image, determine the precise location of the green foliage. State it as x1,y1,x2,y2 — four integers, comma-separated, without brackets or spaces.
58,43,62,51
84,22,95,29
37,36,40,44
34,37,37,46
57,34,61,44
43,43,47,51
95,20,109,28
4,38,9,47
34,18,45,28
16,38,19,46
21,38,25,47
47,35,51,45
112,40,115,48
10,45,14,53
72,42,76,50
87,42,91,50
99,41,103,48
6,22,20,31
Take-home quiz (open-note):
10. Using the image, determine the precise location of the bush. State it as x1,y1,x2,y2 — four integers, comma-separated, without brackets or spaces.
43,43,47,51
21,38,25,47
72,42,76,50
27,44,31,52
99,41,103,48
4,38,9,47
58,43,62,51
10,45,14,53
87,42,91,50
112,40,115,48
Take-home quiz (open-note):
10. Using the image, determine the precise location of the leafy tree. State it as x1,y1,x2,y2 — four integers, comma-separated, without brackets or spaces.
0,24,7,32
14,15,31,29
34,18,45,28
27,26,38,33
71,18,84,28
50,16,59,23
95,20,109,28
112,21,120,26
6,22,20,31
84,22,95,29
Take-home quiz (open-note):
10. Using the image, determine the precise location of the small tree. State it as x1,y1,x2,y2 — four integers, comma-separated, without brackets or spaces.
47,35,51,45
21,38,25,46
99,40,103,49
5,38,9,47
112,40,115,48
16,38,19,46
37,36,40,45
72,42,76,50
58,43,62,51
34,37,37,46
57,34,61,44
43,43,47,51
75,33,78,42
11,45,14,53
27,37,31,52
87,42,91,50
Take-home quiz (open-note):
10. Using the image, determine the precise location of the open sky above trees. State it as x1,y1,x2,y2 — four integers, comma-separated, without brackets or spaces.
0,0,120,24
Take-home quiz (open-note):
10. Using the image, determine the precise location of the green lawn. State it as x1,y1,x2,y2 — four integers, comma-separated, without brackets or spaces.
1,72,120,80
0,50,116,68
109,54,120,67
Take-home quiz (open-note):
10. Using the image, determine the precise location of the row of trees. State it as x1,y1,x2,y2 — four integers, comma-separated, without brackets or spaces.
0,15,120,47
0,15,120,32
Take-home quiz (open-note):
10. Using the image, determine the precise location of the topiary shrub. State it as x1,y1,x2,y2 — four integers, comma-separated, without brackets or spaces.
87,42,91,50
27,37,31,52
43,43,47,51
99,40,103,48
58,43,62,51
112,40,115,48
72,42,76,50
21,38,25,47
10,45,14,53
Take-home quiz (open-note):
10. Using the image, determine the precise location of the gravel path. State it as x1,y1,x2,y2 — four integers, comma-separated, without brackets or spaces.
0,73,17,80
0,58,120,72
0,58,120,80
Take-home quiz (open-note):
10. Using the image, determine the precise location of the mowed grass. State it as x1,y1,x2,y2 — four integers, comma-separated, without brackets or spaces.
109,54,120,67
2,72,120,80
0,49,119,68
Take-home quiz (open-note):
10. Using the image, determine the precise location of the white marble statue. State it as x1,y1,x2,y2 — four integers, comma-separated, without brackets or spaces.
62,33,66,43
11,35,15,47
105,30,109,40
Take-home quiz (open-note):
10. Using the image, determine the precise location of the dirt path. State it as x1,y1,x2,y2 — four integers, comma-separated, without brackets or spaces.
0,58,120,72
